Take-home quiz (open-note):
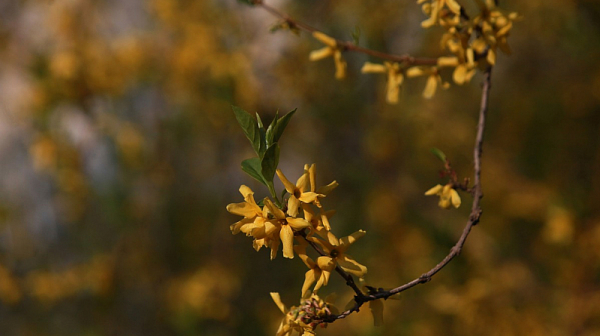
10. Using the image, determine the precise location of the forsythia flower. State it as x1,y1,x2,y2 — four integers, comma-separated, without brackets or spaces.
271,292,338,336
309,230,368,278
277,168,322,218
264,198,311,259
418,0,461,28
406,66,449,99
361,62,404,104
309,31,347,80
294,241,330,298
425,184,461,209
305,163,338,208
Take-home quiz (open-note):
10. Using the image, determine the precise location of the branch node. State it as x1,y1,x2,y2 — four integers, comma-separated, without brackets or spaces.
419,273,432,283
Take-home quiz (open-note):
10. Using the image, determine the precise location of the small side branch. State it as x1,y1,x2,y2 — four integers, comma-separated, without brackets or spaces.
251,0,438,66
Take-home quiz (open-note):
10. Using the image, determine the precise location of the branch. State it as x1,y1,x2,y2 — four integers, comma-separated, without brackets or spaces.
251,0,438,66
321,67,492,323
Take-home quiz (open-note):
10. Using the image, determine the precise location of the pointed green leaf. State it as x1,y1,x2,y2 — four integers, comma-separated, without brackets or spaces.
232,105,261,155
261,144,280,183
265,110,279,147
271,108,296,144
241,157,267,185
256,112,267,157
430,147,447,163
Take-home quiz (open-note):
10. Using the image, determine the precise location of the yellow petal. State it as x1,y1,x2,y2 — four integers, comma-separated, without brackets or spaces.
265,198,286,220
302,270,318,298
226,201,260,218
406,66,427,78
334,50,347,80
312,31,337,47
437,56,459,67
309,47,334,61
317,181,338,195
370,299,384,326
287,217,311,231
296,172,309,193
361,62,386,73
339,230,366,249
307,163,317,192
281,225,295,259
270,239,280,260
298,191,321,205
287,196,300,217
337,254,367,277
425,184,443,196
230,217,253,234
422,74,438,99
270,292,287,314
450,188,461,208
445,0,461,14
487,48,496,65
317,256,336,271
277,169,297,194
453,64,467,85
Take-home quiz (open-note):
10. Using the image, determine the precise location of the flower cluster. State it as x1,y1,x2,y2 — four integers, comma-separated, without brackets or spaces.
227,163,368,298
310,0,518,103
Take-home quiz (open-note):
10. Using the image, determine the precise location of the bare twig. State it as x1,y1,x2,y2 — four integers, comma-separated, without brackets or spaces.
320,67,492,323
252,0,438,66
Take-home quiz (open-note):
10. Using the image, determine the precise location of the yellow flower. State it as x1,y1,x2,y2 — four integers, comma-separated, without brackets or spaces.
226,185,268,234
294,241,330,299
302,203,334,233
264,199,311,259
309,230,368,278
276,168,322,217
309,31,347,80
361,62,404,104
304,163,338,208
418,0,461,28
425,184,461,209
406,66,450,99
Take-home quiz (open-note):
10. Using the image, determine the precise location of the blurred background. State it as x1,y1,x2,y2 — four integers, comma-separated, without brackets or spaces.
0,0,599,335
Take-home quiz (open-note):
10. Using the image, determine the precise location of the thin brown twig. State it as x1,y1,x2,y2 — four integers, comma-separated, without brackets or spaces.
320,67,492,323
252,0,438,66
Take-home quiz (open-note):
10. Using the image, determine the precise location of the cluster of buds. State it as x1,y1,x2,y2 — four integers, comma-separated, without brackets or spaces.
270,293,338,336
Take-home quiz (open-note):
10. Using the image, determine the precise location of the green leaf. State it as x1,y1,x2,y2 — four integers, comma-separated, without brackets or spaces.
265,110,279,147
270,108,296,144
232,106,261,155
256,113,267,157
430,147,447,163
261,143,280,183
241,157,267,185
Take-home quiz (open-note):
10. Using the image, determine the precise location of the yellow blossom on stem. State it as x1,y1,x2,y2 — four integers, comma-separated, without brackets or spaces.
418,0,461,28
302,203,334,234
309,31,347,80
425,184,461,209
361,62,405,104
406,66,450,99
277,168,323,217
264,199,311,259
305,163,338,208
294,241,330,298
309,230,368,278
